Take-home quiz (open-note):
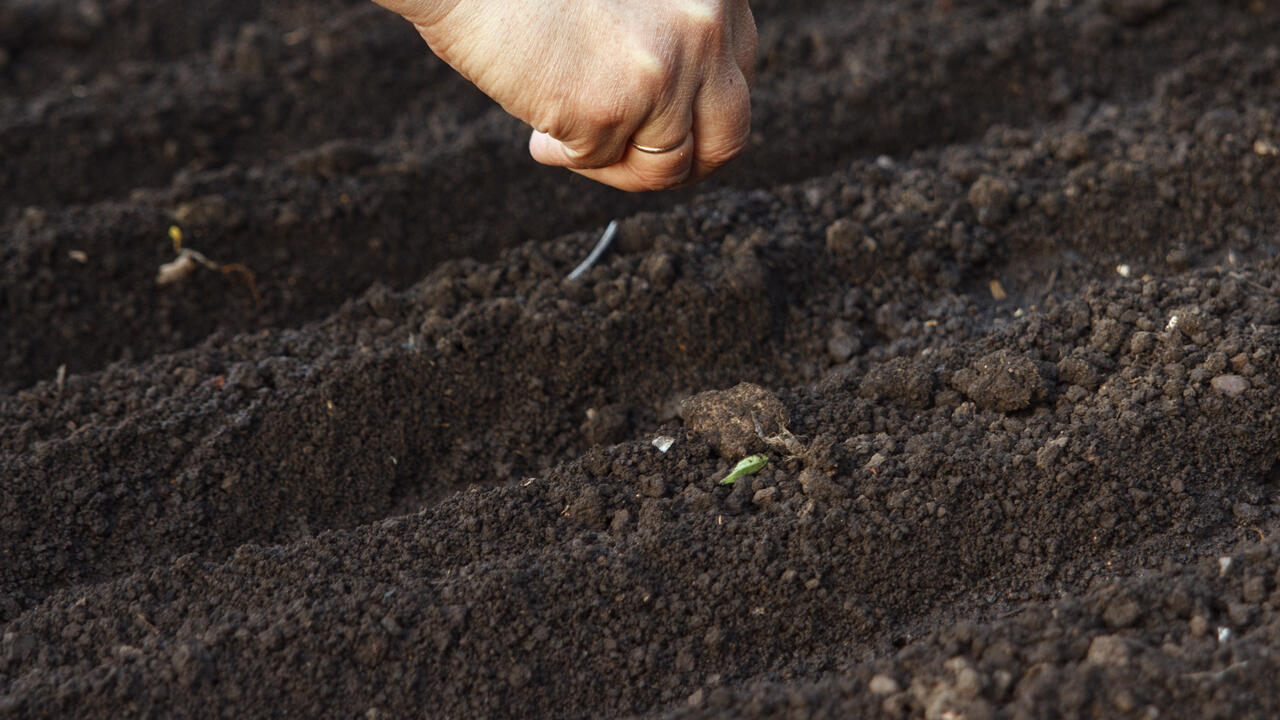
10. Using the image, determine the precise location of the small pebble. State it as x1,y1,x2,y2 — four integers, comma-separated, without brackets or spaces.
868,674,901,695
1210,374,1249,396
1189,615,1208,636
825,218,858,256
752,486,778,506
1086,635,1130,666
969,175,1015,225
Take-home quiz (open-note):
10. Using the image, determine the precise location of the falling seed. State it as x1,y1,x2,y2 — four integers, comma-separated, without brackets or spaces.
1116,264,1132,278
68,250,88,263
566,221,619,281
989,280,1008,300
652,436,675,453
1254,139,1279,156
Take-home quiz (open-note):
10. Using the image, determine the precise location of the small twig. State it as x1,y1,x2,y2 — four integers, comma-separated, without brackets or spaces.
1184,660,1252,682
566,220,619,281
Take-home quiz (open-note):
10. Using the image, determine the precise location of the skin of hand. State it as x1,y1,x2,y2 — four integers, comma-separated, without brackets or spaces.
373,0,756,191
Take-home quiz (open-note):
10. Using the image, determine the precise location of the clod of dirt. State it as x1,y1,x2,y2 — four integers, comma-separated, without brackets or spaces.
825,218,858,256
1169,305,1222,345
968,174,1015,226
1035,435,1070,470
639,251,677,290
679,383,789,459
827,320,861,363
858,357,934,408
565,486,605,529
1089,317,1130,355
1085,634,1132,666
1102,593,1142,628
1057,354,1101,391
798,467,846,502
1055,130,1091,162
950,350,1047,412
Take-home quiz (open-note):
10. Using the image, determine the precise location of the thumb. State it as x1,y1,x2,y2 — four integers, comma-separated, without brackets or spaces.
528,130,580,168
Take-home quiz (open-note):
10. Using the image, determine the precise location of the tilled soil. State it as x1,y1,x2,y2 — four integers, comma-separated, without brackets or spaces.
2,0,1280,717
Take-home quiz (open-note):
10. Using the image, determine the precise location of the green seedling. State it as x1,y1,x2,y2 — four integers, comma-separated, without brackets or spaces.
720,454,769,485
157,225,262,307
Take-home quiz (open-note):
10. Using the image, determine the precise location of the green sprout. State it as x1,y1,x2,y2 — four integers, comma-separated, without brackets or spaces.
720,454,769,485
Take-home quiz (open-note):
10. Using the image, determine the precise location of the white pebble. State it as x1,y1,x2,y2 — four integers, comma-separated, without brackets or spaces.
1210,375,1250,396
868,674,901,695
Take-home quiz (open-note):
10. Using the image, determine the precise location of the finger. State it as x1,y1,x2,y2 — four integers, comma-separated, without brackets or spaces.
687,68,752,184
529,130,610,169
528,109,640,171
527,52,682,171
625,62,698,154
560,133,697,192
530,80,696,191
568,94,696,191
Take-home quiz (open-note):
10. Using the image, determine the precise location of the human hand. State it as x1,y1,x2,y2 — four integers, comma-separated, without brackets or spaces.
374,0,756,191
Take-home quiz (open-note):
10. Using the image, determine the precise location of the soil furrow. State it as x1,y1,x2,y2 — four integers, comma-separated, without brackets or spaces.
6,58,1280,613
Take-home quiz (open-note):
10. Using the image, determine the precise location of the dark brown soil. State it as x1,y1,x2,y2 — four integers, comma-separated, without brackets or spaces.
3,0,1280,717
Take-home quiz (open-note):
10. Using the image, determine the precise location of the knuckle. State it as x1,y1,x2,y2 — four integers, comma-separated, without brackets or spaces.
680,0,726,35
699,138,746,169
619,38,673,98
631,54,669,96
700,128,749,168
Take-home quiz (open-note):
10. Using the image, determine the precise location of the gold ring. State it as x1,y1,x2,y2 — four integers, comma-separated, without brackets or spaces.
630,138,687,154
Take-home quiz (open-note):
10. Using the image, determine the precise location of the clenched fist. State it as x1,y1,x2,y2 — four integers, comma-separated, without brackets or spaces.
373,0,756,191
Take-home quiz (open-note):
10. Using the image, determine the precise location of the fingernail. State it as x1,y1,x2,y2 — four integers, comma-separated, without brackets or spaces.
528,131,564,165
